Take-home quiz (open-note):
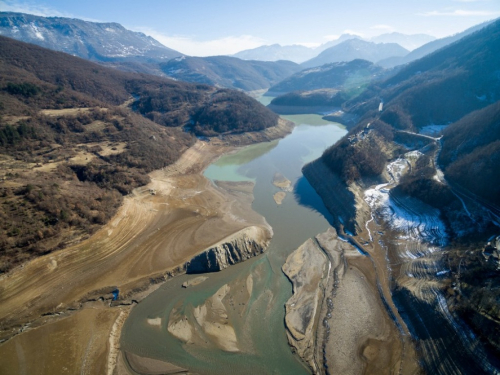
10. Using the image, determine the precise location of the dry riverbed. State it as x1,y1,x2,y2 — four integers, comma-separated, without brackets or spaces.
0,121,294,374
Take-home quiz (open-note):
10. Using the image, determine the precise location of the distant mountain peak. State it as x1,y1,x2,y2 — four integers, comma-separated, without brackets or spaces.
301,38,408,68
0,11,182,62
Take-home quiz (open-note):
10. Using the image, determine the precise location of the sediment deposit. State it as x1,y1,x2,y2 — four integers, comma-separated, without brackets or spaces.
282,238,328,373
0,129,286,373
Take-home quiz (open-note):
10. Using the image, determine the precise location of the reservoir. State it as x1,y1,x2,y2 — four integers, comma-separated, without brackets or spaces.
120,102,346,374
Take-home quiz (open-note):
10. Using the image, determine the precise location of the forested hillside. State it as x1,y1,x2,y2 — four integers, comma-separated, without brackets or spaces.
0,36,279,273
344,19,500,130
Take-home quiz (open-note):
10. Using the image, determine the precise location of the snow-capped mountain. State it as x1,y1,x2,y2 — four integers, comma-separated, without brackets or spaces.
0,12,182,62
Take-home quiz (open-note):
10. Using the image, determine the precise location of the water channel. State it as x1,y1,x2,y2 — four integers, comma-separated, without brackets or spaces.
120,100,346,374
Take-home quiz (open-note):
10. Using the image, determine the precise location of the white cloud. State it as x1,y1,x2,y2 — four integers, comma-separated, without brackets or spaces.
295,42,321,48
135,28,266,56
371,24,394,31
1,0,70,17
323,34,340,41
343,29,364,37
419,9,499,16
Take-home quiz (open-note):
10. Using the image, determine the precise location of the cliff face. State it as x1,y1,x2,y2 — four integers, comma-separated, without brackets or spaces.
302,158,359,234
186,226,271,273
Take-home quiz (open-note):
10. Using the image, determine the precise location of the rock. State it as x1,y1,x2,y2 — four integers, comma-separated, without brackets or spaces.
181,276,208,288
186,226,270,274
273,191,286,205
272,172,292,191
282,238,328,373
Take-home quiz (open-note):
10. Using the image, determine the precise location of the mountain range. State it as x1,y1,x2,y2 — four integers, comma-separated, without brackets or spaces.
0,12,182,62
300,39,409,68
233,33,435,63
377,19,496,68
318,17,500,207
344,18,500,130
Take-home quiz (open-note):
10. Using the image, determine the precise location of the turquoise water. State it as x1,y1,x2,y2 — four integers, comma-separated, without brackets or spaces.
121,102,347,374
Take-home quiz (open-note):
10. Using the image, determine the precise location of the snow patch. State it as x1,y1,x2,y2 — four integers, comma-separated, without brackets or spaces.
420,125,447,136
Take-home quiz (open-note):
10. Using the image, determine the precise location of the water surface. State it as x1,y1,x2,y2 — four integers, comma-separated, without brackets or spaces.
121,106,346,374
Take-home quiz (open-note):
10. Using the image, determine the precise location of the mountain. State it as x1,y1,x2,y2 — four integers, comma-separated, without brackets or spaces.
267,59,385,94
0,12,182,62
313,18,500,211
344,18,500,130
371,32,435,51
377,20,495,68
0,36,280,273
231,34,362,63
160,56,300,91
301,39,409,68
233,44,316,64
315,34,363,52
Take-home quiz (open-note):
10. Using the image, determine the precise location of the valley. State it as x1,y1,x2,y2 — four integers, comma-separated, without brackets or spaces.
1,7,500,375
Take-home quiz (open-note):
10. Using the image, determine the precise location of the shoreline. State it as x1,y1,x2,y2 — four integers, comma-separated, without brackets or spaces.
0,119,294,374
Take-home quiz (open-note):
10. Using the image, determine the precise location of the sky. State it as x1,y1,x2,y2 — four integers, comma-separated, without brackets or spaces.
2,0,500,56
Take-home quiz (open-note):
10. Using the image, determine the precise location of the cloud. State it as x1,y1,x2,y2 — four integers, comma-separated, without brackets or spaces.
295,42,321,48
370,24,394,31
343,29,364,37
1,0,70,17
323,34,340,41
419,9,499,16
135,28,266,56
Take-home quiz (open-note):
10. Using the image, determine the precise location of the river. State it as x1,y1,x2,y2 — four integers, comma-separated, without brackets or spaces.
120,99,346,374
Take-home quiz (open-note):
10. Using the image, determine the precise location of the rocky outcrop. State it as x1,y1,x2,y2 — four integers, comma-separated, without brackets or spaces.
282,238,328,373
186,226,270,274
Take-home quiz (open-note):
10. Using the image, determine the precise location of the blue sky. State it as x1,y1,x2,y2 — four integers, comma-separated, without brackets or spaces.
2,0,500,55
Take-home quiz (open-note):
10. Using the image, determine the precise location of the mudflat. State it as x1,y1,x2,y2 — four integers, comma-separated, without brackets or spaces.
0,139,275,373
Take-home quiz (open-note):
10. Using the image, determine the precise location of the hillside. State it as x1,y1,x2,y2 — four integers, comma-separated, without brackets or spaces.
305,18,500,234
438,101,500,206
0,36,280,273
377,20,495,68
160,55,300,91
344,18,500,131
301,39,408,68
267,59,385,94
0,12,181,62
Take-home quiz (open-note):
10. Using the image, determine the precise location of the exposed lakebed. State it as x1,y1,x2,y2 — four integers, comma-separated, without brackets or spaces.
120,108,346,374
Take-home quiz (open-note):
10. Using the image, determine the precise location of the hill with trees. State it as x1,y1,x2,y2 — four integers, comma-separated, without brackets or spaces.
160,55,300,91
343,18,500,131
438,101,500,206
377,20,495,68
0,36,280,273
267,59,385,94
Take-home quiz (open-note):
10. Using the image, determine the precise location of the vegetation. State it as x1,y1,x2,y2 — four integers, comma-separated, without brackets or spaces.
191,90,279,136
344,19,500,130
0,36,279,273
159,55,300,91
268,59,384,94
438,101,500,207
321,120,395,182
